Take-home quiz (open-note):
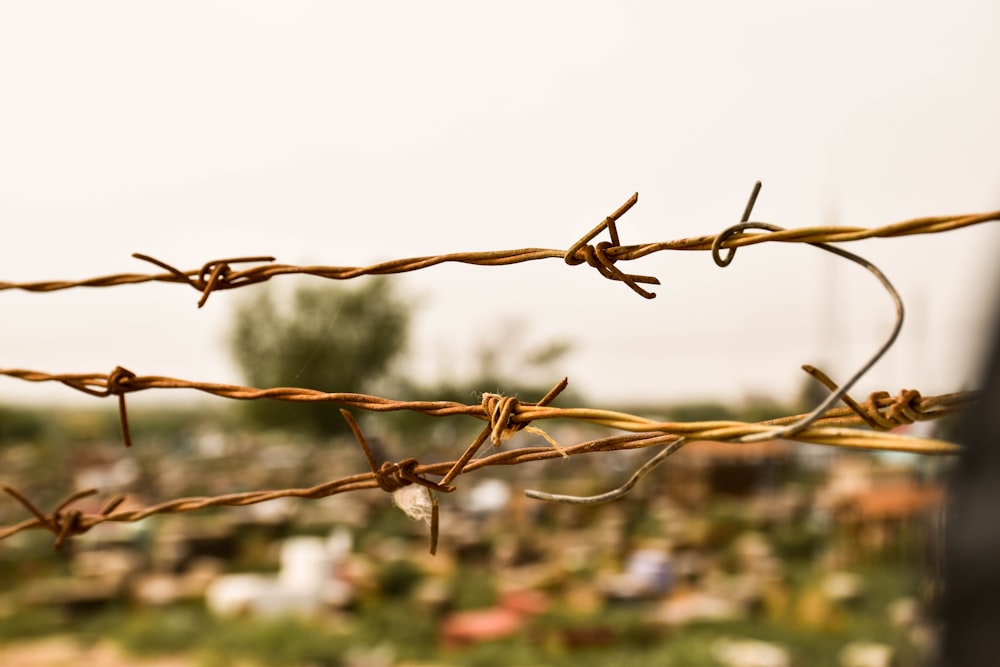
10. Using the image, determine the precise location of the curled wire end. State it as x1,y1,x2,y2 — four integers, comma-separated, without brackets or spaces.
525,438,687,505
739,239,903,443
711,181,905,445
712,180,763,267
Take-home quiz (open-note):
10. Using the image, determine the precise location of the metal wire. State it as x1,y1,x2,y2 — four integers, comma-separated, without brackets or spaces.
524,438,690,505
711,182,905,444
0,183,992,547
0,377,975,547
1,194,996,306
0,367,969,453
524,180,905,505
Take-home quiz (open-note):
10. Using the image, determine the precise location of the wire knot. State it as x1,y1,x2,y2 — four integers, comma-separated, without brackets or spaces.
50,508,88,548
132,253,275,308
374,458,455,494
192,257,275,307
830,388,926,431
801,366,928,432
106,366,137,395
1,487,126,548
481,393,524,446
105,366,138,447
564,194,659,299
194,259,236,306
863,388,924,429
340,409,456,496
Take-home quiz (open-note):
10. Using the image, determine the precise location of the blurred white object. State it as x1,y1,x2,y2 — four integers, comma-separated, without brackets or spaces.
393,485,434,523
712,637,791,667
839,641,894,667
206,532,353,616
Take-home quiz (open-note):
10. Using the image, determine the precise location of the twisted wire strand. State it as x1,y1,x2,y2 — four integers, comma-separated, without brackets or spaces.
0,385,973,546
1,200,996,305
0,365,971,452
0,363,975,544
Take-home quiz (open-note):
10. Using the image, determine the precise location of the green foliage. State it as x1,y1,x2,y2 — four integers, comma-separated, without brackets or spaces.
228,278,410,437
0,605,65,643
770,520,823,561
662,397,792,424
103,605,352,666
197,614,350,667
0,555,927,667
376,558,423,598
112,605,207,656
0,405,122,446
352,598,438,660
0,405,46,442
448,564,498,610
663,401,740,422
384,319,579,448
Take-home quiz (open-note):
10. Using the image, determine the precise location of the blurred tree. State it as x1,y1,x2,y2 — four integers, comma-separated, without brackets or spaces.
0,405,46,443
228,278,410,437
385,318,580,451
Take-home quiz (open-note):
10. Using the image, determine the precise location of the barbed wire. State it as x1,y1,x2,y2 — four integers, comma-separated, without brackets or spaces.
1,182,993,549
0,362,976,547
0,366,970,454
1,188,997,305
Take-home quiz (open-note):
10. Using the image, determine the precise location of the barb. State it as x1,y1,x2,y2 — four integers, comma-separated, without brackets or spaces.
341,409,451,554
802,364,929,431
1,198,996,305
1,485,125,548
563,192,660,298
440,378,569,487
132,254,277,308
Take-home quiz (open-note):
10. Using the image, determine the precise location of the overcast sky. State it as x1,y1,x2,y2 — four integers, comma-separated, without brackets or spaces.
1,1,998,411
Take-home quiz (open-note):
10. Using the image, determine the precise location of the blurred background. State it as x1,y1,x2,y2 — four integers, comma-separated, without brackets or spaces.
1,2,998,665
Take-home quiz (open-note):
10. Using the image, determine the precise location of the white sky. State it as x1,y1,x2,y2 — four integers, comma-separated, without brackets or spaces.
1,1,999,409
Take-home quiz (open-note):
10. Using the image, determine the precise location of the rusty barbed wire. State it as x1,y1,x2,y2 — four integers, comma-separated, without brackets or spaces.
0,361,977,547
1,190,997,305
0,366,970,455
1,183,992,549
0,384,975,547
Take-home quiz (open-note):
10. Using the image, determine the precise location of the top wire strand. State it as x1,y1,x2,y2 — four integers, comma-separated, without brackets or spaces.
2,194,997,306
